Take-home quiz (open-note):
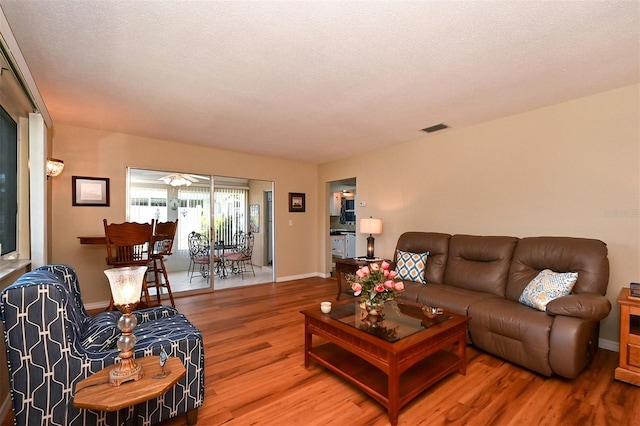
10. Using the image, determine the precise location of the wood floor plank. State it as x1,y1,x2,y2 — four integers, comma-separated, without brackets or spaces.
3,276,638,426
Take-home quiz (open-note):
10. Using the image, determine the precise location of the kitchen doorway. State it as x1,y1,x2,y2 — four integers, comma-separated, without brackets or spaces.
328,177,357,277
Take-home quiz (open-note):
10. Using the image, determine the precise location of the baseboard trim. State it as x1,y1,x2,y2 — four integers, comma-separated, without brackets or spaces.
599,337,619,352
276,272,322,282
83,301,110,311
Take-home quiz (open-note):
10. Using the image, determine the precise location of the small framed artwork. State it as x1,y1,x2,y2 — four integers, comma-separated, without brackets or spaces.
72,176,110,207
289,192,305,212
249,204,260,233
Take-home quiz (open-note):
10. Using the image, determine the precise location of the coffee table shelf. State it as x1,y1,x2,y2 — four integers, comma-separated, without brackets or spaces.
309,342,461,408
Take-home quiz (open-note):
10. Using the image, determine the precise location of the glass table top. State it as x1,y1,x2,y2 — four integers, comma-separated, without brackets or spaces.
328,301,451,343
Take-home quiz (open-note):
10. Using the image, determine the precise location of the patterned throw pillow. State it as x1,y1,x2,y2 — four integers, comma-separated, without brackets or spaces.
395,250,429,284
518,269,578,312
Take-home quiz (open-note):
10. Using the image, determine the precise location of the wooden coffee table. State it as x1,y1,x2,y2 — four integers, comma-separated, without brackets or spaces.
302,300,469,426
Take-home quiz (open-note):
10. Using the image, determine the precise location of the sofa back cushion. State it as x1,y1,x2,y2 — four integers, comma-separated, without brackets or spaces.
393,232,451,284
444,234,519,297
506,236,609,302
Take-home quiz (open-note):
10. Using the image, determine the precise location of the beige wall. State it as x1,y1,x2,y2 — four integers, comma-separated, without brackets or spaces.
319,84,640,343
50,124,319,305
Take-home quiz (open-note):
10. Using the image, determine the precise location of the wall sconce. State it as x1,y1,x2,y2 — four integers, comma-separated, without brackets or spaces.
360,217,383,259
46,158,64,178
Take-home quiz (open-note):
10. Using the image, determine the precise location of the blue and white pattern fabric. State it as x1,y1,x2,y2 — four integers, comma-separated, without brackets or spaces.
395,250,429,284
518,269,578,312
0,264,204,425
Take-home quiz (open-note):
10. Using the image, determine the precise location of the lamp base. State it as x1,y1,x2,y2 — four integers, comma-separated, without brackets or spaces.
109,360,144,386
366,235,375,259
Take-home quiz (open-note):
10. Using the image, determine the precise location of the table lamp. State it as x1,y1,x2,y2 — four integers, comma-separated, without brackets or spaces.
104,266,147,386
360,217,382,259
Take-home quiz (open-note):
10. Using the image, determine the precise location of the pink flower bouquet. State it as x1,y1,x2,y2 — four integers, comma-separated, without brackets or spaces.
346,261,404,312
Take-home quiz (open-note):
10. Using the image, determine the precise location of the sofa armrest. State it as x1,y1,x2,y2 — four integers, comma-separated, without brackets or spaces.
545,293,611,321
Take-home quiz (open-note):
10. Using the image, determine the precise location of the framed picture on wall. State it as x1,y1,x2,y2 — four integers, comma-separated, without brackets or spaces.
72,176,110,206
289,192,305,212
249,204,260,233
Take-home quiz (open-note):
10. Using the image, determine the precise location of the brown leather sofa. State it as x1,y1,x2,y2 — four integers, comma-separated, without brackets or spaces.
393,232,610,379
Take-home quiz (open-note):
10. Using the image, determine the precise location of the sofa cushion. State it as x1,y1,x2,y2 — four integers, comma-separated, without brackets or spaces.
506,236,609,302
518,269,578,312
393,232,451,284
468,298,554,376
395,250,428,284
80,307,181,353
444,235,519,297
414,282,498,316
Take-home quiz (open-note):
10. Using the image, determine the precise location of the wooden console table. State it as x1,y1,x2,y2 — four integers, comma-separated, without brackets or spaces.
78,235,107,244
334,257,386,300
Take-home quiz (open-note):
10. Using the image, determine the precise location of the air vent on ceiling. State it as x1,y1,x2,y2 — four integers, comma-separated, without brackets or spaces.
422,123,449,133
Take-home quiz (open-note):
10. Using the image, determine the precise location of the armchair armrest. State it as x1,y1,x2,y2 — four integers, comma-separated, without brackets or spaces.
135,306,179,322
545,293,611,321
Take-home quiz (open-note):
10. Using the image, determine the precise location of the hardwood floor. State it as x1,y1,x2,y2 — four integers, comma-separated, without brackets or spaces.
158,277,638,426
3,277,638,425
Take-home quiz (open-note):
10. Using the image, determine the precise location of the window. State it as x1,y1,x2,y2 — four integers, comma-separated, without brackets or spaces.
0,105,18,256
129,186,168,223
213,187,248,244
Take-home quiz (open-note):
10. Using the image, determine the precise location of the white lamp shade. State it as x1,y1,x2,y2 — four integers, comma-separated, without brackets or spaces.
360,218,382,235
104,266,147,305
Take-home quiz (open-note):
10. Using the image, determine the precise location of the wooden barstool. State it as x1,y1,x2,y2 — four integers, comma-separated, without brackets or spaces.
147,219,178,307
103,219,155,310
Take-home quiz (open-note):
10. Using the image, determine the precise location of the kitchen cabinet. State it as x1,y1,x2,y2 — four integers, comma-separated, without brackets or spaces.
330,192,342,216
331,235,346,258
345,233,356,258
331,233,356,259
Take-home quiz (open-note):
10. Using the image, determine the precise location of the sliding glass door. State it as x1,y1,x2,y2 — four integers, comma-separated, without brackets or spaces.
127,168,274,293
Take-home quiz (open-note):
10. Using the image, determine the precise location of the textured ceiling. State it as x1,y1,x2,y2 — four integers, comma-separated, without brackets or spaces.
0,1,638,164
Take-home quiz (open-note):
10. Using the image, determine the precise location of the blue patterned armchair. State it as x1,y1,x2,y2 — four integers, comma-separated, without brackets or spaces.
0,264,204,425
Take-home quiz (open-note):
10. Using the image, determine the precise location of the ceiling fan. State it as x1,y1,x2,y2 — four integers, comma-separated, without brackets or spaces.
159,173,203,187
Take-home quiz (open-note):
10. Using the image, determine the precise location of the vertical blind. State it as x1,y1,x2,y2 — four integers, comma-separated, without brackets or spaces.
178,186,211,251
213,186,248,245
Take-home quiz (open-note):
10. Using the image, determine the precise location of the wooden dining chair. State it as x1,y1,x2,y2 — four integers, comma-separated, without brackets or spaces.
103,219,155,309
147,219,178,307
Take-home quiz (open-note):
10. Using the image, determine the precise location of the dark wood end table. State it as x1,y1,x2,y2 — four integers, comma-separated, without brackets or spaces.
334,257,387,300
302,300,469,425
